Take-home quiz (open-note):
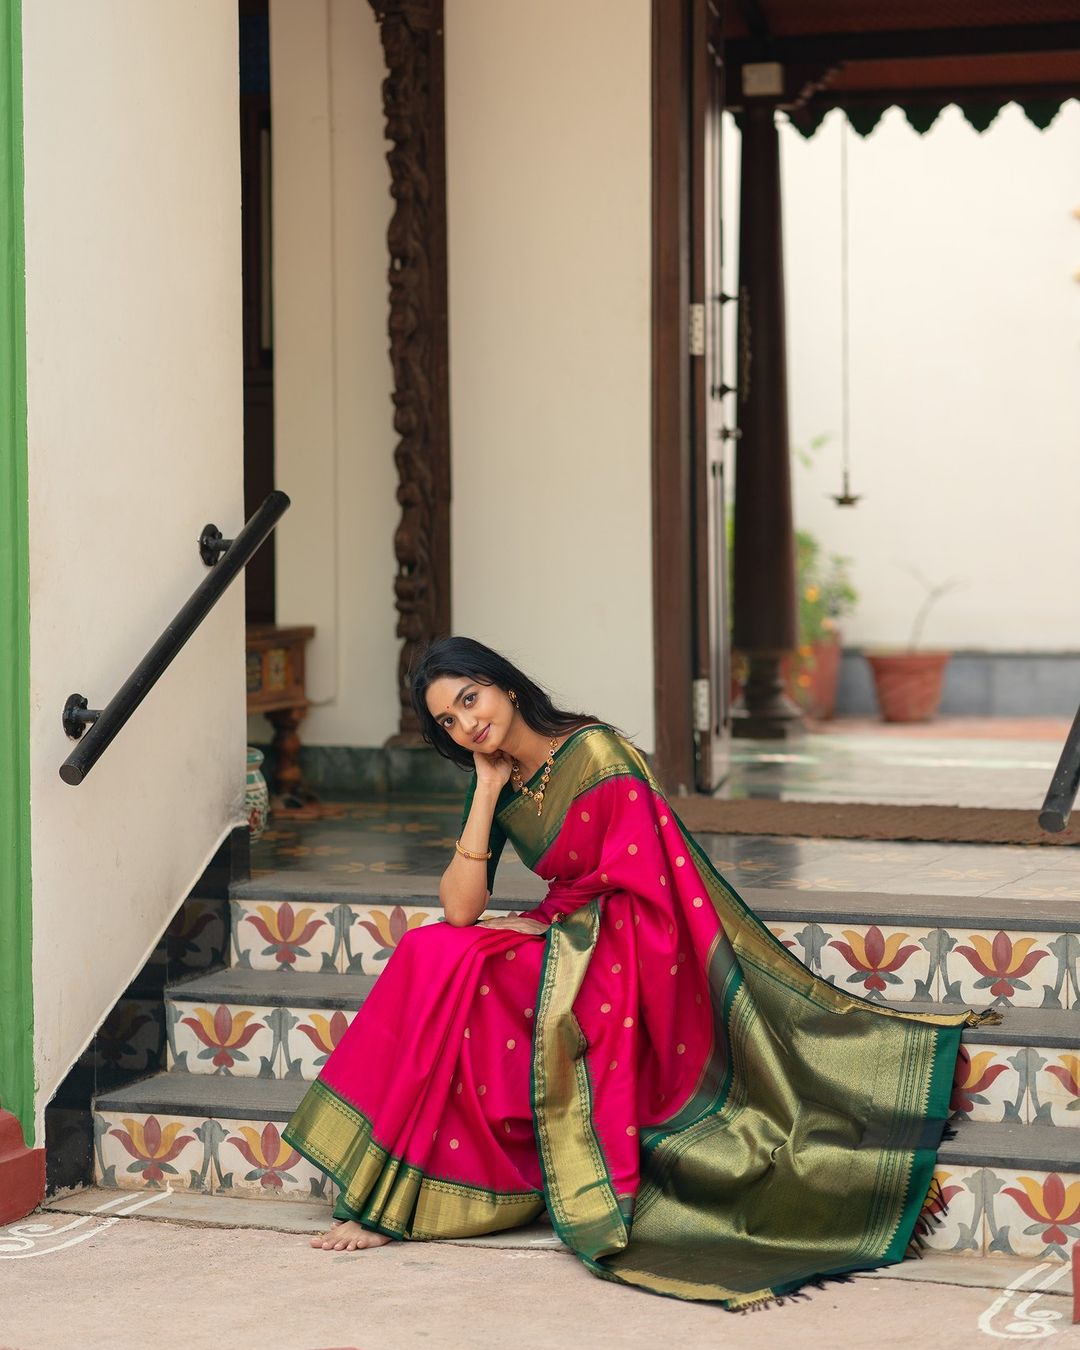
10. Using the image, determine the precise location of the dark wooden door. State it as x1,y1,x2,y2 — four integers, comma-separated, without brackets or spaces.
239,1,275,624
652,0,731,795
690,0,730,791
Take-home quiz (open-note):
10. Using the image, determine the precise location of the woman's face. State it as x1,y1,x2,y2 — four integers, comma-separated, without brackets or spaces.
425,676,515,756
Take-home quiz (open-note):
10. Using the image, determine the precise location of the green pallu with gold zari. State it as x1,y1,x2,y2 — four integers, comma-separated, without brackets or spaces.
509,730,985,1309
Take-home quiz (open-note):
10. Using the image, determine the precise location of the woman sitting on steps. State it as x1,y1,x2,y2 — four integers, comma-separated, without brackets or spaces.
283,635,992,1311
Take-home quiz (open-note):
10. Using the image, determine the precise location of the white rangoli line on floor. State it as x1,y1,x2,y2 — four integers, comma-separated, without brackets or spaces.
977,1261,1072,1340
0,1186,173,1259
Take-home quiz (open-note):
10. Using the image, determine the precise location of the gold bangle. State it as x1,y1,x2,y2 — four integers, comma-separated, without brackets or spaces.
455,838,492,862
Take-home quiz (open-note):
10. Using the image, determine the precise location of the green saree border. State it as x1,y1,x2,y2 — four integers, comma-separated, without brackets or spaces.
530,898,627,1261
879,1017,962,1266
0,0,33,1145
283,1079,543,1240
640,946,745,1146
502,725,652,870
679,813,973,1032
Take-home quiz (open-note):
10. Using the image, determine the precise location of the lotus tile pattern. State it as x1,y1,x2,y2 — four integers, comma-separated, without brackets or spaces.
95,1113,204,1193
767,923,1076,1009
231,900,445,975
94,1110,332,1202
230,900,527,976
283,1007,356,1080
167,1002,277,1078
925,1167,1080,1261
950,1045,1021,1125
1037,1052,1080,1126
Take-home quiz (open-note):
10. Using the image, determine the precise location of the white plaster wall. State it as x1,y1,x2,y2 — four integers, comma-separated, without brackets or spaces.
446,0,655,749
768,103,1080,651
22,2,246,1130
265,0,398,746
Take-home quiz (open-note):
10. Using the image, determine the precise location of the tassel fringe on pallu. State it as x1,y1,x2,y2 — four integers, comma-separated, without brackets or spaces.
907,1174,951,1258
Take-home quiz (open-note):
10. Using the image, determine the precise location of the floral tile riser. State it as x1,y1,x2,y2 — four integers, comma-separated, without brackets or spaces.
282,1007,357,1080
1033,1051,1080,1127
168,1002,278,1078
231,900,515,975
950,1045,1023,1125
922,1166,1076,1261
95,1112,204,1193
94,1110,332,1202
766,922,1076,1008
216,1118,332,1201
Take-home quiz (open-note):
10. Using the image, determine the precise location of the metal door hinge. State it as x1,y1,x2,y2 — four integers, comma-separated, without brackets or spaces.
692,678,711,733
688,303,705,357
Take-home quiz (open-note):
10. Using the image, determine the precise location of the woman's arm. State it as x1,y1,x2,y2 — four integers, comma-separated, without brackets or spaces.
439,758,509,926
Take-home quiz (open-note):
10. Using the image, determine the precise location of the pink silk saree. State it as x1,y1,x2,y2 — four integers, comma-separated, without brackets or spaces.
284,726,986,1309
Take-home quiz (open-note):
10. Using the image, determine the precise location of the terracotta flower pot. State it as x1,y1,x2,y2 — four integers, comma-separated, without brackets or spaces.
864,650,951,723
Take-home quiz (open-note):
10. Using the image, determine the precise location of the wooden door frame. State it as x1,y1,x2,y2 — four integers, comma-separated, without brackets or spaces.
652,0,696,794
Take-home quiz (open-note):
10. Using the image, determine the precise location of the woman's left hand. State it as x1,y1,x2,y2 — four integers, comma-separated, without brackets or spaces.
478,915,549,936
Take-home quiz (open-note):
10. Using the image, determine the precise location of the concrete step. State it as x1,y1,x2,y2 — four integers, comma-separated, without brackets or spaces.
89,1069,1077,1263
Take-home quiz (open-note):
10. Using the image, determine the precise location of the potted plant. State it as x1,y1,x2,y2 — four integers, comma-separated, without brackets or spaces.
728,526,858,719
784,531,858,719
863,568,962,722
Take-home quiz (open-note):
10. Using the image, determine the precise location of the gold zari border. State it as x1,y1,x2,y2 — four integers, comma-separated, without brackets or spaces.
284,1081,543,1239
531,898,628,1261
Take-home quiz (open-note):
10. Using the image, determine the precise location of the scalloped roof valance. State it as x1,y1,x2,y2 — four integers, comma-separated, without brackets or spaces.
722,0,1080,136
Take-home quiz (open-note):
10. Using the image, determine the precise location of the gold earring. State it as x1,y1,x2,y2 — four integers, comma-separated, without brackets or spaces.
508,689,518,704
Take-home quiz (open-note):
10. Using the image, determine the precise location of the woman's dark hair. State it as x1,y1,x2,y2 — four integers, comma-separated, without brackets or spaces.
410,636,601,770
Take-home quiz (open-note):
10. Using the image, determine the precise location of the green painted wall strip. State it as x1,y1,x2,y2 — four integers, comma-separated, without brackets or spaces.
0,0,34,1145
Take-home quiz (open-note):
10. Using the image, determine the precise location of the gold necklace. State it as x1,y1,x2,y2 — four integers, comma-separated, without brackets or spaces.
511,738,559,816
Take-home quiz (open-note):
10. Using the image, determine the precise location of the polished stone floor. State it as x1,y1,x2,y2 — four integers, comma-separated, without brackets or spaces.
253,796,1080,902
717,729,1068,810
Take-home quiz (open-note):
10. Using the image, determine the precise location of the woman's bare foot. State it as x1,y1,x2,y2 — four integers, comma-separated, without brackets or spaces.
310,1219,392,1252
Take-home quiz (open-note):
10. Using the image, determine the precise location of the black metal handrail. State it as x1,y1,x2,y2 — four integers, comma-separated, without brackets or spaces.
59,490,291,786
1038,702,1080,833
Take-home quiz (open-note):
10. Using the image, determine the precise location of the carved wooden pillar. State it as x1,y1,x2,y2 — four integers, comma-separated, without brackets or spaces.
731,102,803,739
369,0,452,742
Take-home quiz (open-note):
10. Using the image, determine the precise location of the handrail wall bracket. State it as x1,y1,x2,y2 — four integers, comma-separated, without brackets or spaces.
62,694,101,742
199,523,234,567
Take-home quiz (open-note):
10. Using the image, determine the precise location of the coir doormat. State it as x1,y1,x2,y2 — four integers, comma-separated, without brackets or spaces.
675,798,1080,846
